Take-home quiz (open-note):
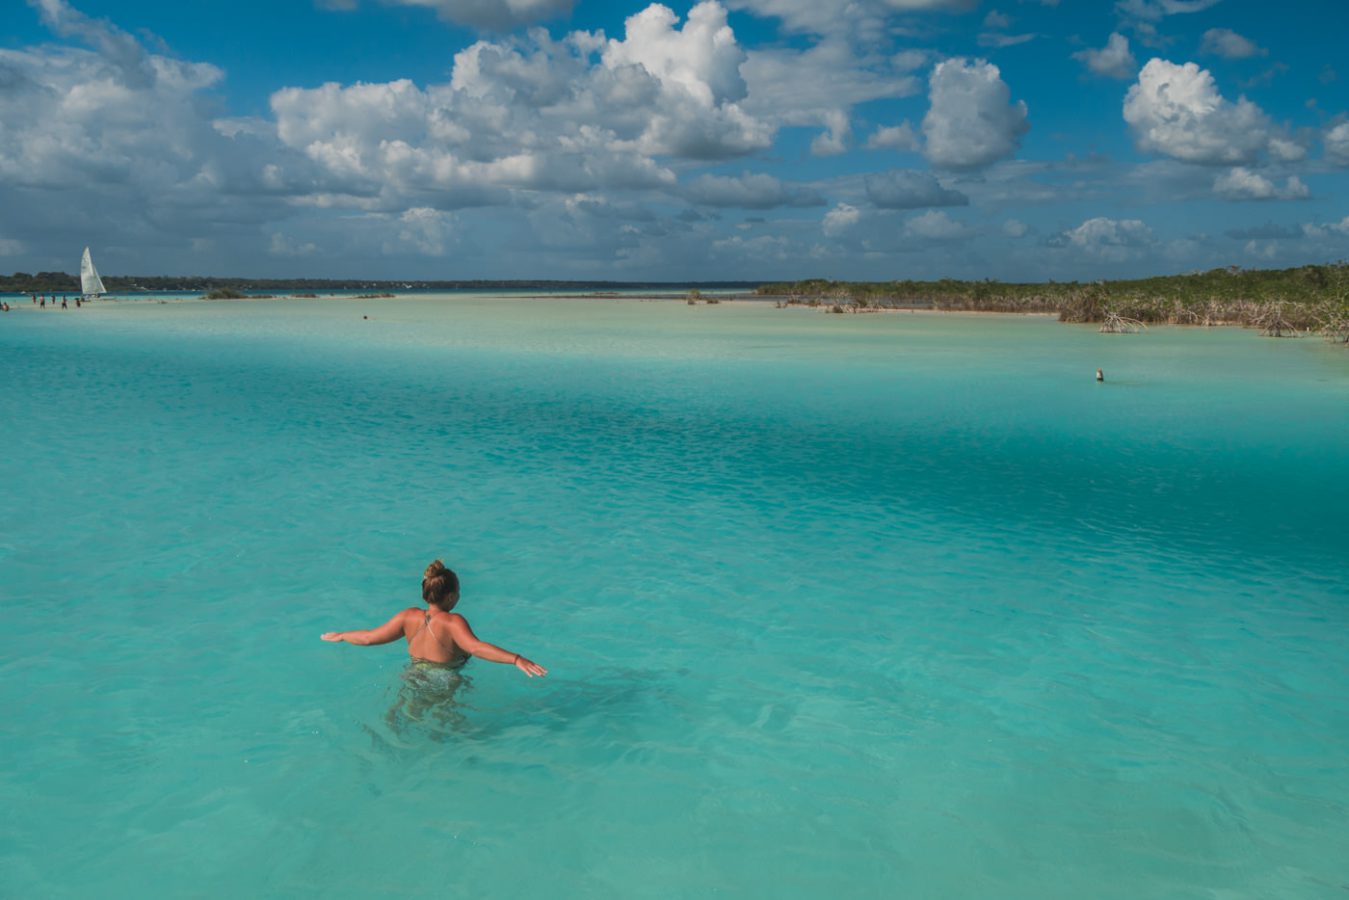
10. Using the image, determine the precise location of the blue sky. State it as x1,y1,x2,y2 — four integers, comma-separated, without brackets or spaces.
3,0,1348,281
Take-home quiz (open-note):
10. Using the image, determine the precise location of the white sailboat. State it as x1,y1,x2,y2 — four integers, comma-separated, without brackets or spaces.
80,246,107,298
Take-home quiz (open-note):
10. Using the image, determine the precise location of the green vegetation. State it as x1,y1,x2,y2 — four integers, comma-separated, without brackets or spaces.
758,264,1349,341
0,272,79,293
202,288,247,300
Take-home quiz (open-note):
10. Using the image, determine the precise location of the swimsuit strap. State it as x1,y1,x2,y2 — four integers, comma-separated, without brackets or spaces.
412,610,451,651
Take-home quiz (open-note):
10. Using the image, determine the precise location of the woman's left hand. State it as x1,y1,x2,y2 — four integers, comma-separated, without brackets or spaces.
514,656,548,677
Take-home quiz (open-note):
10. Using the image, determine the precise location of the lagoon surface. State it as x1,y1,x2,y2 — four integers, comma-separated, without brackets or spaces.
2,295,1347,897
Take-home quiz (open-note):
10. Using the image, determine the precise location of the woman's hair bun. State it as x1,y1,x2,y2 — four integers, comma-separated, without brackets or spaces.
422,559,460,607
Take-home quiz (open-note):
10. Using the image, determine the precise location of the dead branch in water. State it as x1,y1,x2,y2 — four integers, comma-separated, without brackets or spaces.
1319,308,1349,343
1099,312,1146,334
1256,303,1302,337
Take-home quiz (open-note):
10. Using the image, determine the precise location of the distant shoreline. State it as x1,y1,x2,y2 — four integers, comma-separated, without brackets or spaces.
4,266,1345,344
0,276,765,294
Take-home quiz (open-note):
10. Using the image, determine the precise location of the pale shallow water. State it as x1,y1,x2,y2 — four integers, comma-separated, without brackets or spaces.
1,297,1347,898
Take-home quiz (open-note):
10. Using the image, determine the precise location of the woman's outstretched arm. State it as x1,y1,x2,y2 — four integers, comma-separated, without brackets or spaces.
446,614,547,677
321,610,409,646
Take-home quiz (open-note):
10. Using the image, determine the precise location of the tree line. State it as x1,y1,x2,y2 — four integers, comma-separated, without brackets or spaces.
757,264,1349,342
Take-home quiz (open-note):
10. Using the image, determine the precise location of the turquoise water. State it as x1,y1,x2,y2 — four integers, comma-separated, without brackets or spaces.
2,297,1347,897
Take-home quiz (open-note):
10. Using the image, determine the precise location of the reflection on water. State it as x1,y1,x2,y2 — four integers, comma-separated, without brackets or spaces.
365,663,681,756
383,660,474,736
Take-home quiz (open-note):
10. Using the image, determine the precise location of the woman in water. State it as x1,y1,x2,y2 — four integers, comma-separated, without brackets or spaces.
321,560,547,677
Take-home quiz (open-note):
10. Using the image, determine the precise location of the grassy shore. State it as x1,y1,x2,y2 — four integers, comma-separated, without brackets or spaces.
757,264,1349,342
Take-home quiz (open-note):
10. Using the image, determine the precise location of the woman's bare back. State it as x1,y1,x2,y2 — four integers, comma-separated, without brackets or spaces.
403,609,469,666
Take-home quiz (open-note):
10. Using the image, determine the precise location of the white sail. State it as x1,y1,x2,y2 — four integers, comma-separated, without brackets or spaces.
80,247,106,296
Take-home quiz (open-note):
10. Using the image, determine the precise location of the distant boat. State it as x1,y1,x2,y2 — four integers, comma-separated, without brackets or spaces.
80,246,107,298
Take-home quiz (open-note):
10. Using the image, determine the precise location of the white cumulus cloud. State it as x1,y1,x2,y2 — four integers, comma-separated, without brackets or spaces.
922,58,1030,170
0,0,302,262
1268,137,1307,163
742,38,922,161
810,109,850,156
391,206,457,255
1301,216,1349,239
866,122,920,151
904,210,969,240
1053,217,1154,260
1212,167,1309,201
685,172,824,208
1199,28,1265,59
601,2,773,159
864,170,968,209
1325,122,1349,166
5,0,833,272
1073,33,1136,79
604,3,748,108
1123,59,1274,165
822,202,860,236
270,0,776,209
